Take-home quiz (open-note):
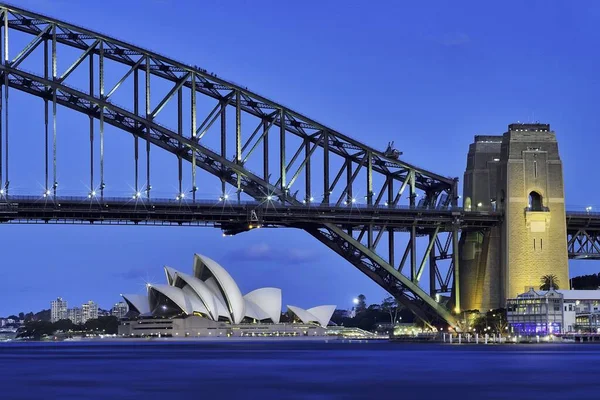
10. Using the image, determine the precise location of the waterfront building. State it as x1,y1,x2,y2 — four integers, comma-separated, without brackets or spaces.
82,301,98,323
51,297,68,322
119,254,336,337
507,288,600,335
67,307,82,325
111,302,128,319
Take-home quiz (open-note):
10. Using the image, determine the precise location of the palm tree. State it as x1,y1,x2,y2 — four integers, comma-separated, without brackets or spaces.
540,274,560,290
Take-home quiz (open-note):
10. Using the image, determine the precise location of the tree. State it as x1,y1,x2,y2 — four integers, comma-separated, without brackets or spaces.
356,294,367,313
472,309,507,335
540,274,560,290
17,321,54,339
53,319,74,332
101,316,119,334
381,296,402,324
18,312,25,320
330,309,347,325
571,273,600,290
34,309,51,322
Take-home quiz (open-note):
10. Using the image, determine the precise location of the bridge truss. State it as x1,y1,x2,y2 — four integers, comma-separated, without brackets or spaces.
0,4,493,327
566,212,600,260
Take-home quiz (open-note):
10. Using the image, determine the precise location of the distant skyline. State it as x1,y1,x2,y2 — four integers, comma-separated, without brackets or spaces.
1,0,600,315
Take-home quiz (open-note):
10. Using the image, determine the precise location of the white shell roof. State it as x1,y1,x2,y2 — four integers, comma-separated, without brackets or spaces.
204,277,228,311
287,305,336,327
121,294,150,314
164,266,178,286
244,288,282,323
126,254,335,326
287,305,318,325
193,254,246,324
148,284,190,315
306,305,336,328
244,298,270,321
181,285,210,316
175,270,229,321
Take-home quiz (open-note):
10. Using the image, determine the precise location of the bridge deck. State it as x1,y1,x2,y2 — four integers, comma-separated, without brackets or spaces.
565,212,600,231
0,196,500,230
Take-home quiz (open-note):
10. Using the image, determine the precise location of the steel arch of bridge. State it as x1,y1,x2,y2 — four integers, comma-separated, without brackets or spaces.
0,4,467,327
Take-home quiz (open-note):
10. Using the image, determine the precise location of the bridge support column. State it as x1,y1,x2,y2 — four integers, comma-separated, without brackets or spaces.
499,124,569,301
452,222,460,313
461,123,569,311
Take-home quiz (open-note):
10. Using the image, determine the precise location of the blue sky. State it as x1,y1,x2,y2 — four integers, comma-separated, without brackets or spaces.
1,0,599,315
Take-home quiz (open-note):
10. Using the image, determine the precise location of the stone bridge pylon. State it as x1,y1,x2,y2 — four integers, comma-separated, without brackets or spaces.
460,123,570,311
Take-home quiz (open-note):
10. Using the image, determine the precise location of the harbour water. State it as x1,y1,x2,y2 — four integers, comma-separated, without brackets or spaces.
1,340,600,399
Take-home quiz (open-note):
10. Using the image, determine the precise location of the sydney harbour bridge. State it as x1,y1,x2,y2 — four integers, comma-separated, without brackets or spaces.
0,4,598,329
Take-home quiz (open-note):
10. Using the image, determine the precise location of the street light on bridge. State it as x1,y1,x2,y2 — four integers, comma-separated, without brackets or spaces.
586,206,592,213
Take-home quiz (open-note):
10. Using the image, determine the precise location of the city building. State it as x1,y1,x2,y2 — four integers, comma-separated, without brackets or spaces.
111,302,128,319
98,308,111,317
507,288,600,335
67,307,82,325
119,254,336,337
82,301,98,323
51,297,68,322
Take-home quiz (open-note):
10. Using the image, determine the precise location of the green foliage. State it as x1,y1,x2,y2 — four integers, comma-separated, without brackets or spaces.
330,300,414,331
380,296,403,324
16,316,120,339
34,309,51,322
53,319,76,332
16,321,55,339
571,273,600,290
356,294,367,313
540,274,560,290
85,316,119,334
471,308,507,334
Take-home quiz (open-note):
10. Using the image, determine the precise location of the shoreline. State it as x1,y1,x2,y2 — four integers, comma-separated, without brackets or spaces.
2,335,387,344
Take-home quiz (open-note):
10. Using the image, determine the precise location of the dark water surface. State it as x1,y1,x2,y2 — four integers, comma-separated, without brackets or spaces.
1,340,600,399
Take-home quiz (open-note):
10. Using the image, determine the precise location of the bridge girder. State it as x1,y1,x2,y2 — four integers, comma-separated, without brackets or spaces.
566,212,600,259
0,4,466,327
568,229,600,260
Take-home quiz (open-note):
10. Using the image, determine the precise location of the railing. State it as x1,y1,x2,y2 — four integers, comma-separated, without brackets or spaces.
0,194,505,215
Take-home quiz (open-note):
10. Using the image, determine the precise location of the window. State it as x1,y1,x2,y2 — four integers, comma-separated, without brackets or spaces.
534,160,538,178
529,191,543,211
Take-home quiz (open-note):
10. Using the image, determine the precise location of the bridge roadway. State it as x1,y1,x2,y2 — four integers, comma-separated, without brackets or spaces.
0,196,500,231
1,196,598,233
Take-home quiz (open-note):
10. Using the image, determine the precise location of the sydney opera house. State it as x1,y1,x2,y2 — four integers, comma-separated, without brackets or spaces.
118,254,336,338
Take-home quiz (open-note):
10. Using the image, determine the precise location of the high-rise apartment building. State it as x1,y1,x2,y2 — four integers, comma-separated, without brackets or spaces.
51,297,68,322
81,301,98,323
67,307,82,325
111,302,128,319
